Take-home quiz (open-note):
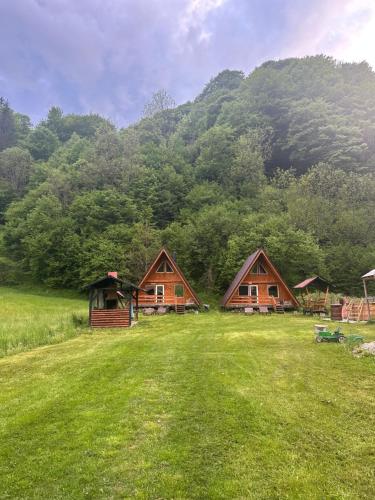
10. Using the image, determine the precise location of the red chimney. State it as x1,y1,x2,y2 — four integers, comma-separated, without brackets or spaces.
107,272,118,278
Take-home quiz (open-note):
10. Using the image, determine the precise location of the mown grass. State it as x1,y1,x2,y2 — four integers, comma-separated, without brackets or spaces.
0,299,374,499
0,287,87,357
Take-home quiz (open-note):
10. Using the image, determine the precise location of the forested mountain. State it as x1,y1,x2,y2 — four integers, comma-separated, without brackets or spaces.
0,56,374,295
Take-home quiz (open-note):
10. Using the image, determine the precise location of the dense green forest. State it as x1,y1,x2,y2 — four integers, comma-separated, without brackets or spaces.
0,56,374,295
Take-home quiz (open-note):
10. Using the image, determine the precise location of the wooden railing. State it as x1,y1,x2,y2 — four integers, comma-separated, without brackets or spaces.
342,299,375,321
138,295,186,305
231,296,278,305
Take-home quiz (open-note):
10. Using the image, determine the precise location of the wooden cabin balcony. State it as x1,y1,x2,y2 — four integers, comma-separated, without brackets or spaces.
231,296,277,305
228,296,294,310
138,295,189,306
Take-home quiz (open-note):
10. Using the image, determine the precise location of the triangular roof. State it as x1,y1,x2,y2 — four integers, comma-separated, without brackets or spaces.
362,269,375,279
84,275,144,292
221,248,299,307
294,275,331,290
138,247,202,305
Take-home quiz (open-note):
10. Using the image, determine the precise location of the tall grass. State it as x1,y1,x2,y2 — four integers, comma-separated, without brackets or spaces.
0,287,87,357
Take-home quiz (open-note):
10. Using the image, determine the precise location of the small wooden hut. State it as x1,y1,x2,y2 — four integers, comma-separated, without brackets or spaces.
138,248,201,313
85,272,143,328
221,249,299,311
293,276,331,314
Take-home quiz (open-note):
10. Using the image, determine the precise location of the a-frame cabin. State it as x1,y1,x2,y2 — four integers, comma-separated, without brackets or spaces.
221,249,299,311
138,248,202,312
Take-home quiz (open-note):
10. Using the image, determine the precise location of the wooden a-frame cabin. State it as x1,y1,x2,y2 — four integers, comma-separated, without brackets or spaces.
138,248,202,312
221,249,299,311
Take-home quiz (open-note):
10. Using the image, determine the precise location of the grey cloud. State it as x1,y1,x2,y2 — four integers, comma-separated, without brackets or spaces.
0,0,373,126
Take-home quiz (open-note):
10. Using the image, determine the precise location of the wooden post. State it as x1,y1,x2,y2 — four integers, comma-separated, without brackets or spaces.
135,289,139,321
363,278,371,321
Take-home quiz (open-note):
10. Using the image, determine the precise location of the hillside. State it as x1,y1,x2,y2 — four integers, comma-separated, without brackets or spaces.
0,56,375,294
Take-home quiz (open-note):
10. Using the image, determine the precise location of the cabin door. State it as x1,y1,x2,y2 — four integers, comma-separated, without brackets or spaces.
156,285,164,303
250,285,258,303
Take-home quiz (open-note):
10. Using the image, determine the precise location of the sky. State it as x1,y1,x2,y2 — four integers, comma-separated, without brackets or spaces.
1,0,375,127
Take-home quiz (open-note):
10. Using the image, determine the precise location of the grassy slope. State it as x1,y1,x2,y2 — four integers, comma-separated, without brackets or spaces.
0,306,374,499
0,287,87,357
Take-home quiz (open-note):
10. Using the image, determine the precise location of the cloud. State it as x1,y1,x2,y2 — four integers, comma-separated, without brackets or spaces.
279,0,375,68
0,0,374,126
176,0,227,47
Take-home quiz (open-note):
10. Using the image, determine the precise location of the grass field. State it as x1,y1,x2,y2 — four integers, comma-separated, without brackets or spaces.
0,289,374,499
0,287,87,357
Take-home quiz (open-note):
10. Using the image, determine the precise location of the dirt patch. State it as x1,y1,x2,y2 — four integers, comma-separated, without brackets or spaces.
353,341,375,357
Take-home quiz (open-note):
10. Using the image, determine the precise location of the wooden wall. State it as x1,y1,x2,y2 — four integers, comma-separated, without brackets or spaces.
90,308,130,328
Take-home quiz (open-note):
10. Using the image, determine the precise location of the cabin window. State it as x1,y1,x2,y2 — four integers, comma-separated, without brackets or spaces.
175,284,184,297
250,262,267,274
239,285,258,296
156,260,173,273
156,285,164,296
268,285,279,297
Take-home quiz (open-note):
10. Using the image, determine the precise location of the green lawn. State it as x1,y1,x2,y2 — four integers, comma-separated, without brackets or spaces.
0,291,374,499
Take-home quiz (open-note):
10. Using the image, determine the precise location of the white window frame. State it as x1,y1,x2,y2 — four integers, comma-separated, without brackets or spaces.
238,284,258,297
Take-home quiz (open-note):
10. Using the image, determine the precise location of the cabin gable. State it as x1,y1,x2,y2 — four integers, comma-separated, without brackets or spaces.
222,249,298,309
138,248,201,308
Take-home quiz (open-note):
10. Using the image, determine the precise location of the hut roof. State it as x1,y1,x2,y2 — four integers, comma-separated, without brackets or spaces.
221,250,259,306
84,275,144,291
293,276,331,290
362,269,375,279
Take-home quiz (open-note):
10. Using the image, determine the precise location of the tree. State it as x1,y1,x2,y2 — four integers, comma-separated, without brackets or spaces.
143,89,176,118
0,147,33,196
196,70,244,102
124,215,161,281
77,224,133,286
69,190,137,237
44,106,65,139
0,98,16,151
195,125,234,182
25,126,60,161
286,99,368,173
229,131,266,198
0,147,33,222
14,113,31,143
181,203,237,289
4,193,80,286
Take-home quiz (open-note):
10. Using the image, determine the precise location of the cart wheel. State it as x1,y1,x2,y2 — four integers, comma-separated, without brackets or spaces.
315,336,322,343
338,336,346,344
